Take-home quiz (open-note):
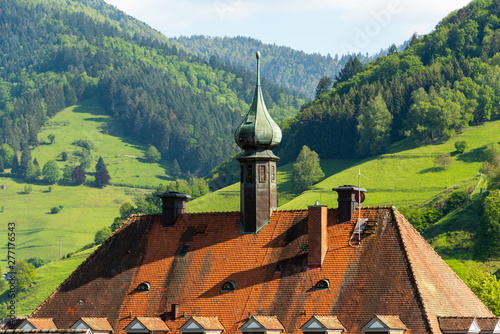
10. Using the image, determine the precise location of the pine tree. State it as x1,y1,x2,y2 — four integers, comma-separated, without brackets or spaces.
11,155,20,175
19,144,32,177
315,76,333,99
95,156,106,172
335,56,363,85
172,159,181,178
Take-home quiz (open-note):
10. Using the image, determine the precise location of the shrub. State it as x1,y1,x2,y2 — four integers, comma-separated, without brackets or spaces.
73,139,93,150
26,257,50,268
444,190,469,212
94,226,112,245
483,143,500,163
51,206,61,214
454,140,468,153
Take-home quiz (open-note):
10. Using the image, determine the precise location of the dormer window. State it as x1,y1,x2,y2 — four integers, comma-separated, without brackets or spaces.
222,281,235,292
70,317,113,334
124,316,170,334
17,318,58,330
315,279,330,291
476,318,500,334
240,315,284,334
362,315,407,334
179,316,224,334
300,315,345,334
137,282,150,292
438,317,481,334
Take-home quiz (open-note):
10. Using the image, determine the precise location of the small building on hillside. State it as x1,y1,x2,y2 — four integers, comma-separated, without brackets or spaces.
7,53,497,334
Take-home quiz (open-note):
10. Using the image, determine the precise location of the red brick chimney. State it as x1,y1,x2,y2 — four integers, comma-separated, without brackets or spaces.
157,192,191,227
308,202,328,270
333,185,366,222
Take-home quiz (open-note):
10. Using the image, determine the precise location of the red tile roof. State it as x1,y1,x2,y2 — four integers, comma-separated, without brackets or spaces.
187,317,224,331
476,317,500,332
371,316,407,330
73,318,112,332
1,330,89,334
30,207,493,334
132,318,169,332
246,316,284,331
305,316,345,331
19,319,57,330
438,317,476,332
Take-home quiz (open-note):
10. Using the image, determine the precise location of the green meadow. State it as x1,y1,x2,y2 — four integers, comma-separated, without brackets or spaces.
190,121,499,212
6,246,99,317
0,99,170,262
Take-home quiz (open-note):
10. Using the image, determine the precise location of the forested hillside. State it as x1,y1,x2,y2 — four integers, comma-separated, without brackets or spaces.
174,35,402,98
0,0,303,176
277,0,500,164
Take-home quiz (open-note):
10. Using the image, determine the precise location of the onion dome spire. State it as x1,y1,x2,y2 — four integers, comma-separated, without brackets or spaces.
235,51,282,151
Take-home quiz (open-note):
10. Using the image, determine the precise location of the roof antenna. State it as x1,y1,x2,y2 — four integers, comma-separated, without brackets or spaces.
349,168,368,248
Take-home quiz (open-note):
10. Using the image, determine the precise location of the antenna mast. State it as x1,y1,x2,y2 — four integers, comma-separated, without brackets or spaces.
349,169,368,248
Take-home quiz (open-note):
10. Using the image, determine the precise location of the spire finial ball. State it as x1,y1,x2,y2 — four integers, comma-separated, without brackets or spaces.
256,51,261,60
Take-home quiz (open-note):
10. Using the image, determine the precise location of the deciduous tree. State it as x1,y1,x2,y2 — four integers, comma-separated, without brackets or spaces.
15,260,36,291
292,146,325,193
145,145,161,163
475,190,500,260
95,167,110,186
434,153,454,170
71,165,86,185
42,160,61,184
94,226,112,245
356,94,392,156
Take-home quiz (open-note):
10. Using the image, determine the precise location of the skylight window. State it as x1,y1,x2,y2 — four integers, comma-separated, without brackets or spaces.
222,280,235,292
137,282,150,292
315,279,330,291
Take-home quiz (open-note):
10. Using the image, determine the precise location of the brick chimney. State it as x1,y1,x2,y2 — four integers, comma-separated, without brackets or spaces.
157,192,191,227
308,201,328,270
332,185,366,222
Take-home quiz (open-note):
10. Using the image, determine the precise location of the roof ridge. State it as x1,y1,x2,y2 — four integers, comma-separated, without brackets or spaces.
30,215,146,317
391,206,435,334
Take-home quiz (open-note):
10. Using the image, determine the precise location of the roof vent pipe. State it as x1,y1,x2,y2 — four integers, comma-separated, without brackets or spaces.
157,192,191,227
332,185,366,222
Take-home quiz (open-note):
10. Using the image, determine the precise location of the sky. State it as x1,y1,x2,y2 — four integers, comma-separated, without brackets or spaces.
102,0,472,57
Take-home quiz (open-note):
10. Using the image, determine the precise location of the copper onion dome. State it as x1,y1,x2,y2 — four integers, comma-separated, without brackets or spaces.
235,51,282,151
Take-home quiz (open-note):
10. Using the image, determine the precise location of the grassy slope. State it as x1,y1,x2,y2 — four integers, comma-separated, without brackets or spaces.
0,99,168,262
191,121,499,211
7,246,98,317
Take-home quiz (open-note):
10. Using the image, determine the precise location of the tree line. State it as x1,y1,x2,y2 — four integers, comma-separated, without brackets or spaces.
277,0,500,165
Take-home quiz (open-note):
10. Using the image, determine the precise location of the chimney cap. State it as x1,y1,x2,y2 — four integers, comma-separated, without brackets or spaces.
332,185,367,192
157,192,191,199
